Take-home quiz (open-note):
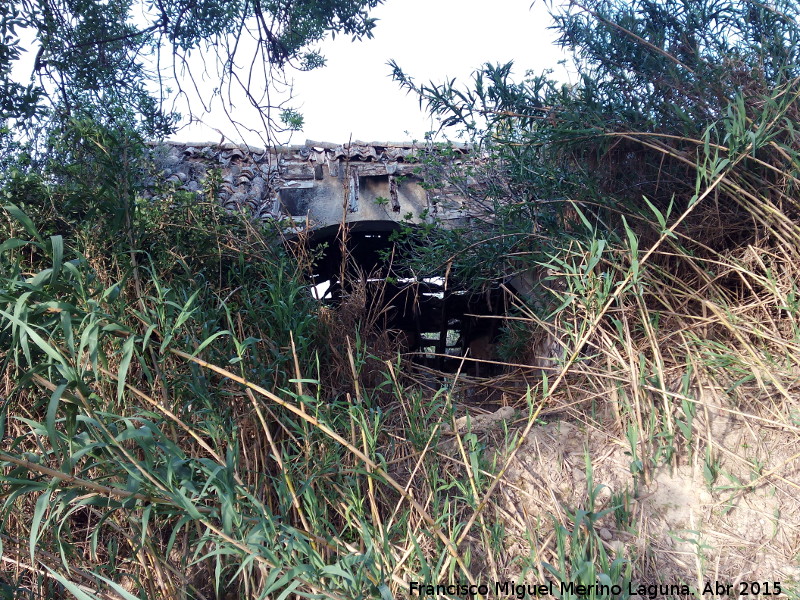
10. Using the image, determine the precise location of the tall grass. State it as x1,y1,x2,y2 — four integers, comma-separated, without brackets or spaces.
0,123,519,598
389,15,800,590
3,81,800,599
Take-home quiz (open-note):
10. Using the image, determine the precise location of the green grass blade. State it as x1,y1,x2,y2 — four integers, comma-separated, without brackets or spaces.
117,335,136,403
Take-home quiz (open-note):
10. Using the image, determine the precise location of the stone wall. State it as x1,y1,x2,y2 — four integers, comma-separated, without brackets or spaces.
145,139,474,232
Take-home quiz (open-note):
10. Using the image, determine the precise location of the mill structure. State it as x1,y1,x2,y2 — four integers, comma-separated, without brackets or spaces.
146,139,508,372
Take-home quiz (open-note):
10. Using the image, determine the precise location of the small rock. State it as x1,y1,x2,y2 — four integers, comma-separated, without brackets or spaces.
597,486,612,503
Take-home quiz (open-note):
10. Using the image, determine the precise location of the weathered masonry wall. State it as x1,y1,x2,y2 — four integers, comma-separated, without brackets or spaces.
145,140,473,231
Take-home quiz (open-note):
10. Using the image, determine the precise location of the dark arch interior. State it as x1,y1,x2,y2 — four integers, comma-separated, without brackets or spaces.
295,222,508,373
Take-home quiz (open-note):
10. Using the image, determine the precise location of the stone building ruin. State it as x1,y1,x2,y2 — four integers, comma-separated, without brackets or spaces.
146,139,509,372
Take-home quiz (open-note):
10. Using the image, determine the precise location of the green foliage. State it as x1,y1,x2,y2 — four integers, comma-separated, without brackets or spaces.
552,0,800,130
0,119,508,599
390,0,800,295
0,3,42,121
1,118,147,249
0,191,494,596
280,107,305,131
0,125,344,596
545,458,633,599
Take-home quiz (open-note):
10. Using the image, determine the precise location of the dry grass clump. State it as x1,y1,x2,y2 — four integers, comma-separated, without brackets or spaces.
486,225,800,588
375,204,800,595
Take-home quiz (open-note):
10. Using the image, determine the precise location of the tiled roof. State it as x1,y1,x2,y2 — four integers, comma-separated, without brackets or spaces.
145,139,472,221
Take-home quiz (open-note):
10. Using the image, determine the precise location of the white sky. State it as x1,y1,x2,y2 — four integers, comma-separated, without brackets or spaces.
173,0,570,146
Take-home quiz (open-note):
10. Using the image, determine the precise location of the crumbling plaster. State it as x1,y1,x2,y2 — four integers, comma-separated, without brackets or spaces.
145,139,474,232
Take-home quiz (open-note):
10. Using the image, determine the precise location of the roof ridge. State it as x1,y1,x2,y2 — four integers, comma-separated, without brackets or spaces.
148,139,471,152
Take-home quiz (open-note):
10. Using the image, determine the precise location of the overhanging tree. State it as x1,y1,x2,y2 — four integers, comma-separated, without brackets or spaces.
1,0,383,144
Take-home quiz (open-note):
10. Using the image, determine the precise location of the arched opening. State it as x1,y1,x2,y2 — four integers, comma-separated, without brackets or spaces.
292,221,508,374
